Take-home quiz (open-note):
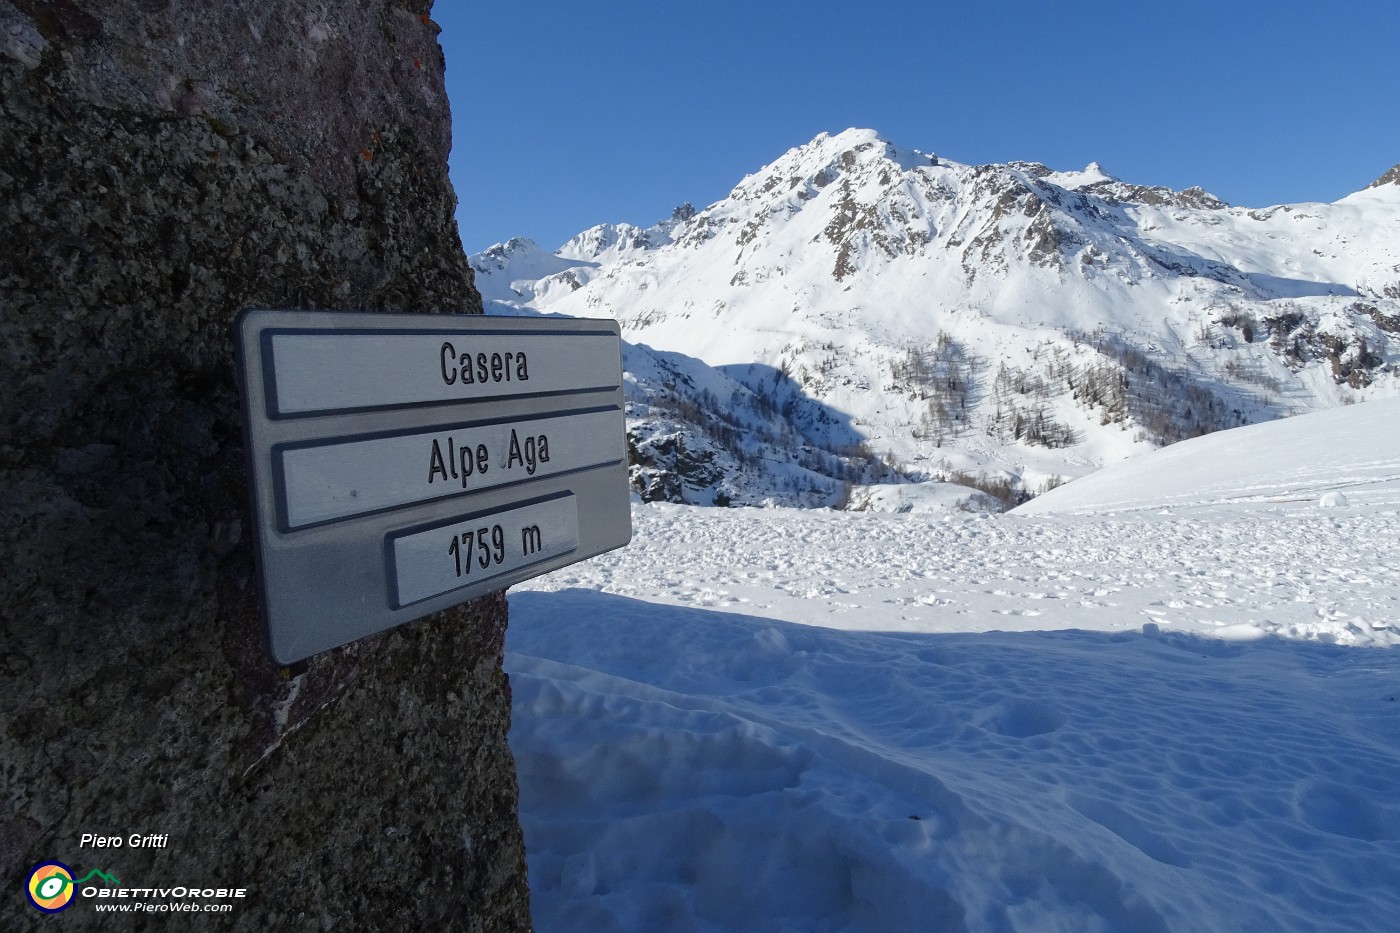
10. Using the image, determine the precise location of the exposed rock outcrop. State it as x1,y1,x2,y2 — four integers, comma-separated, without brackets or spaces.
1366,163,1400,189
1,1,530,928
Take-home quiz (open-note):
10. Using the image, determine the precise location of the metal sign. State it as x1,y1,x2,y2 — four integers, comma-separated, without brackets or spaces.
235,309,632,663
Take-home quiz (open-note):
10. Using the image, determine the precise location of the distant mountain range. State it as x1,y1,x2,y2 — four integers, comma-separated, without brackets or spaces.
471,128,1400,510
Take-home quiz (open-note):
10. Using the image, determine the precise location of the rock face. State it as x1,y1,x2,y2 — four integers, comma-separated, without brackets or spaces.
1,1,530,929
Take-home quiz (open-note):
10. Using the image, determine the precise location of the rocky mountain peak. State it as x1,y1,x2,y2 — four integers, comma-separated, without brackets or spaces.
1366,163,1400,189
475,128,1399,511
478,236,542,261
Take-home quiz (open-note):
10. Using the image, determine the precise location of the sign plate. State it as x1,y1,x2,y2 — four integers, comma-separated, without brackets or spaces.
276,407,622,529
388,493,580,607
235,309,632,663
266,331,624,415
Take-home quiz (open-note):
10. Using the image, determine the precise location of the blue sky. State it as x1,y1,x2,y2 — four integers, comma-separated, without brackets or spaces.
436,1,1399,254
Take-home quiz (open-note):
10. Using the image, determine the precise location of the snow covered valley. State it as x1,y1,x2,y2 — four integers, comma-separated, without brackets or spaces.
504,399,1400,931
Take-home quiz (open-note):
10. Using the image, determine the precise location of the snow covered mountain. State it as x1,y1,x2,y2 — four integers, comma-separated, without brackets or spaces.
473,128,1400,508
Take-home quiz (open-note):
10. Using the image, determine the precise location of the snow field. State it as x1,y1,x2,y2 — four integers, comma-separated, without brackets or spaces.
507,592,1400,932
517,502,1400,647
504,399,1400,930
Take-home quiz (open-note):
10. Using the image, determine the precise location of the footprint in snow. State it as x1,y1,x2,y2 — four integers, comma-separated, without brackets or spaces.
1296,781,1386,841
981,698,1065,738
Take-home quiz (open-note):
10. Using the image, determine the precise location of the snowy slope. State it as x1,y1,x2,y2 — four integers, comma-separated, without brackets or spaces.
1015,395,1400,516
474,129,1400,506
485,302,889,507
468,236,596,305
504,393,1400,931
